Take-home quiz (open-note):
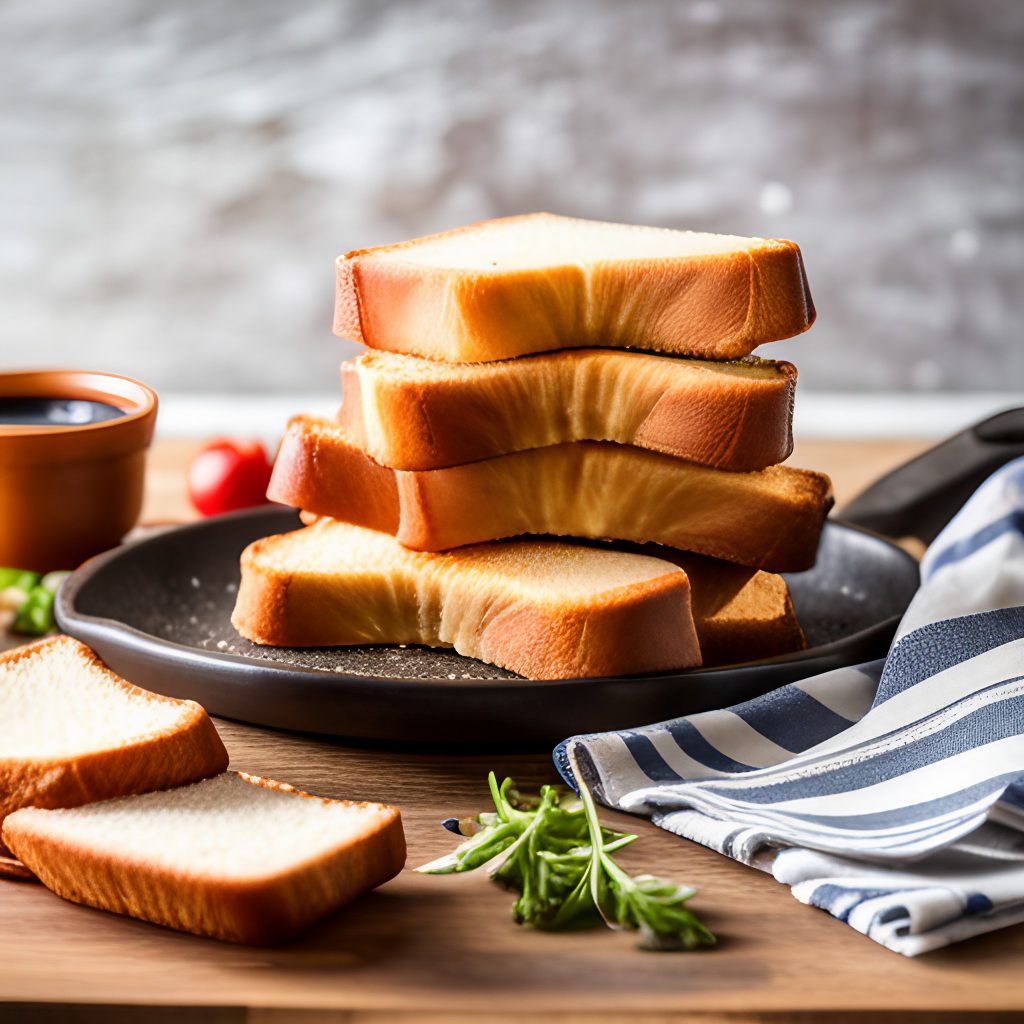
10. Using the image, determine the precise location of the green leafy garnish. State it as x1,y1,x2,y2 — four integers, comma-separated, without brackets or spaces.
0,568,69,636
0,568,40,593
418,772,714,951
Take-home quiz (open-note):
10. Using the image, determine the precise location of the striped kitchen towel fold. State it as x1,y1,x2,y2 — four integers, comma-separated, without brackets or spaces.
555,455,1024,956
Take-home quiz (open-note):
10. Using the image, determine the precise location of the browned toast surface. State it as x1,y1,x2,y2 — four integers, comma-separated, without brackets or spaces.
339,348,796,471
666,552,806,666
232,520,805,675
232,519,702,679
334,213,814,362
269,417,832,572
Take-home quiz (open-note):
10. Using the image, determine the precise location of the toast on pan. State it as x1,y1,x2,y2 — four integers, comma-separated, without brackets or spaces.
0,636,228,831
232,519,702,679
339,348,797,472
269,417,832,572
334,213,814,362
3,771,406,945
665,552,806,666
232,519,805,674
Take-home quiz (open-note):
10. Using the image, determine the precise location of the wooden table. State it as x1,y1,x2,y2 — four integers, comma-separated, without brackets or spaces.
5,438,1024,1023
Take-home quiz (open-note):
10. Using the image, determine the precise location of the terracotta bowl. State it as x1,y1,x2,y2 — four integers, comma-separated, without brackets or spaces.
0,370,158,572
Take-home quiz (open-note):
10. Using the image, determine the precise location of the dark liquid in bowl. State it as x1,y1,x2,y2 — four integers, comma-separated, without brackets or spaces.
0,397,126,426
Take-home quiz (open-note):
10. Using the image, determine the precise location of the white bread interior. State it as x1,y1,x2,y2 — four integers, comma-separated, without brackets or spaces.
384,215,767,269
3,638,190,758
0,636,228,829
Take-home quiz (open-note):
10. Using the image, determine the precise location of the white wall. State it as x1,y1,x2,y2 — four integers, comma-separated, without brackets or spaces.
2,0,1022,404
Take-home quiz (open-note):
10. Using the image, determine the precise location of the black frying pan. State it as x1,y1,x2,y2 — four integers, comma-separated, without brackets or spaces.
55,410,1024,747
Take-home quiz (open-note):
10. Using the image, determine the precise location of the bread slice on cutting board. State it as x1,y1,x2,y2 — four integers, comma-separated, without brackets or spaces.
0,636,228,831
2,771,406,945
269,416,832,572
334,213,814,362
232,519,702,679
339,348,797,472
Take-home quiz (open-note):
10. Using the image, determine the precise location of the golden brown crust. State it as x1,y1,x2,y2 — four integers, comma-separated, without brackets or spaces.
338,350,797,472
270,418,832,572
231,524,701,679
231,522,807,675
483,576,701,679
332,252,364,343
268,417,400,532
0,637,229,828
666,552,806,666
0,853,37,883
333,214,814,362
3,773,406,945
231,561,294,646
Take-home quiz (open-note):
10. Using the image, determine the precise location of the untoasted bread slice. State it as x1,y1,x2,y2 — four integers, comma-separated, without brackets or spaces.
334,213,814,362
0,636,228,830
232,519,701,679
3,771,405,945
339,348,797,471
269,417,832,571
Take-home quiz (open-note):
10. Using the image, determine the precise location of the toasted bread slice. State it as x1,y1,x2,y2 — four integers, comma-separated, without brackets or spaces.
339,348,797,471
269,417,832,572
232,519,804,674
0,636,228,831
3,771,405,945
334,213,814,362
232,519,701,679
663,552,806,666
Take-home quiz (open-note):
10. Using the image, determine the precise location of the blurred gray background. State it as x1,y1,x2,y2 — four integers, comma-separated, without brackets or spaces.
1,0,1022,398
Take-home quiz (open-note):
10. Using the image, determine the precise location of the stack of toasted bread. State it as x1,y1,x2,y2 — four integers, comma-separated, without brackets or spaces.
233,214,832,679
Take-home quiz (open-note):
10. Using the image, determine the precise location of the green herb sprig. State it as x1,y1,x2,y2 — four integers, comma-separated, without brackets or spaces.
417,772,715,951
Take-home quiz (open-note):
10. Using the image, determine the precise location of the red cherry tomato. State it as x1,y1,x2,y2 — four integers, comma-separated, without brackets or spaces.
188,439,274,517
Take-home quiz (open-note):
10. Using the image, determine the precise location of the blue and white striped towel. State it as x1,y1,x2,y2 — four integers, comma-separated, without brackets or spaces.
555,456,1024,956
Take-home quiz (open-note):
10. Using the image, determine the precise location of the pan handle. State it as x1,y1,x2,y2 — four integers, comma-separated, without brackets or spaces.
838,407,1024,546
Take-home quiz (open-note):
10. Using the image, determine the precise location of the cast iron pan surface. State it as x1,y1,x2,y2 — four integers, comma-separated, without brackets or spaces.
56,409,1024,747
57,507,919,746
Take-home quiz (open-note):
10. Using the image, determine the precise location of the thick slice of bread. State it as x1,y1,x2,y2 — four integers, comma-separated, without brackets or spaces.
339,348,797,471
2,771,405,945
334,213,814,362
0,636,228,830
665,552,806,666
232,519,701,679
270,417,832,571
